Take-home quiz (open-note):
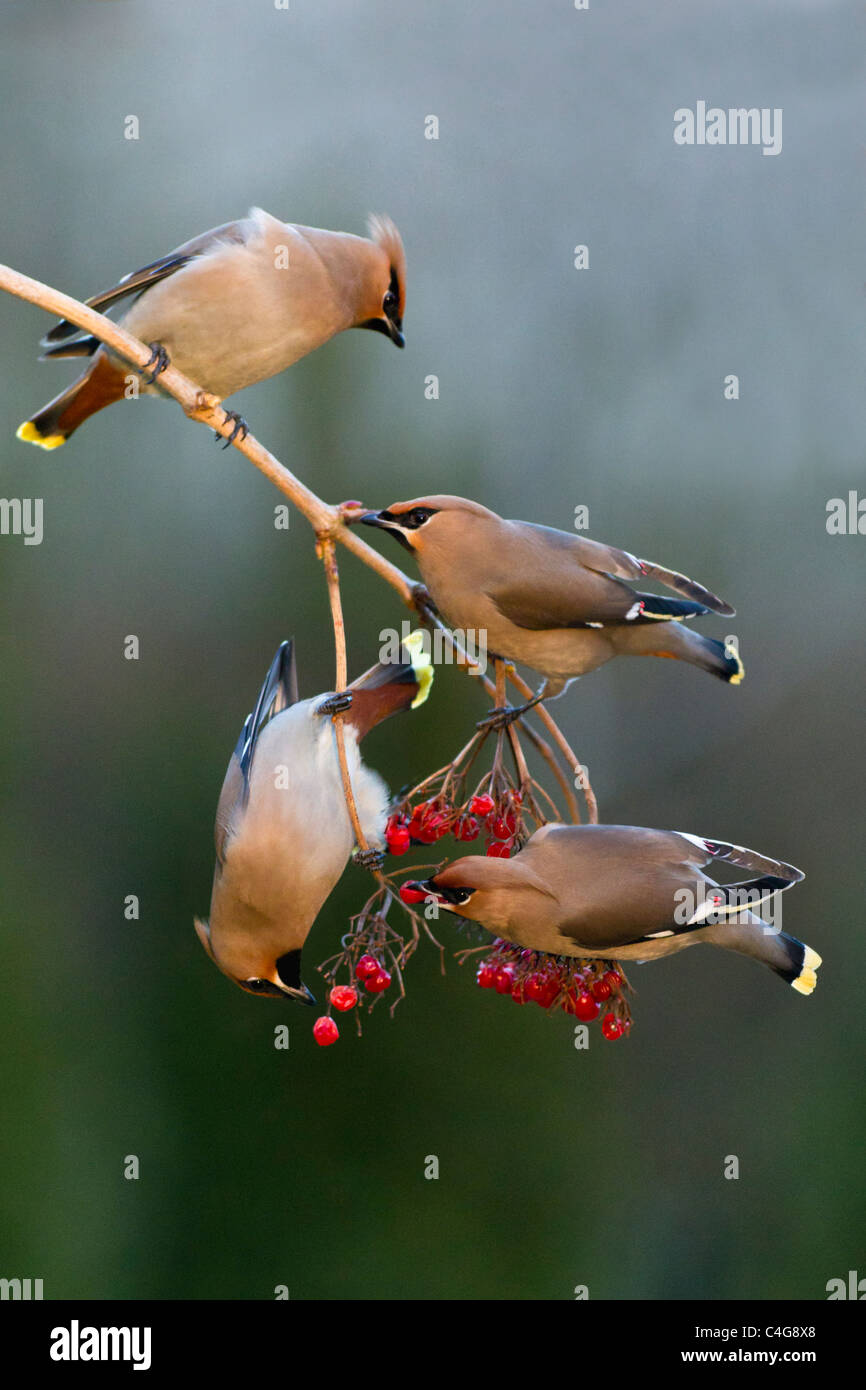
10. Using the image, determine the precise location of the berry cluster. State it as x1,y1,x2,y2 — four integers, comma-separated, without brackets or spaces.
385,787,526,859
312,959,395,1046
473,938,631,1040
313,883,436,1046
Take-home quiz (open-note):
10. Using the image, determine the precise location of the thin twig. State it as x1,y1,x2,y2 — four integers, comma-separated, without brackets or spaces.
506,668,598,823
319,536,380,864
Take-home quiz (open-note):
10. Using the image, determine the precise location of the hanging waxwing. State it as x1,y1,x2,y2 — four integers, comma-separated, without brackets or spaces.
361,494,742,719
410,823,819,993
196,632,432,1003
17,208,406,448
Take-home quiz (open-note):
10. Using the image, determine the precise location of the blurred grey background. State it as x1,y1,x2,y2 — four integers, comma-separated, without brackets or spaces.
0,0,863,1299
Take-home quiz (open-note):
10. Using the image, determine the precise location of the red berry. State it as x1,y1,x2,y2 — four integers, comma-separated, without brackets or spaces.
476,963,496,989
488,815,512,840
365,969,392,993
601,1014,624,1040
386,825,411,855
355,954,380,980
572,992,600,1022
493,963,516,994
591,979,611,1001
313,1016,339,1046
524,973,549,1004
511,981,526,1004
486,841,512,858
329,985,358,1012
399,883,428,905
454,815,480,842
603,969,622,991
469,793,494,816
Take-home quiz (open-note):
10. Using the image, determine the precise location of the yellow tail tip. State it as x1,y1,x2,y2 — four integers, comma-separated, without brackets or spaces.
792,947,822,995
16,421,66,449
726,645,745,685
403,629,434,709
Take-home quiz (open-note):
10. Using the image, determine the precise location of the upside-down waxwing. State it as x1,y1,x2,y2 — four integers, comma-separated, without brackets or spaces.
361,495,743,706
17,208,406,448
411,823,820,992
195,632,432,1004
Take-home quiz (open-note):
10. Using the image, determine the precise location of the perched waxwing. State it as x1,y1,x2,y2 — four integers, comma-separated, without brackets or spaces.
411,824,820,992
17,208,406,448
361,495,743,709
196,632,432,1003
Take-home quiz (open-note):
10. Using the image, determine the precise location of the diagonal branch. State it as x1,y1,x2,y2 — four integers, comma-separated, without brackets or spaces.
0,261,417,603
0,260,600,831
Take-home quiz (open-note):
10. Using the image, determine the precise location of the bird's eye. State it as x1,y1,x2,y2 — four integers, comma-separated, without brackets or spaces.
407,508,433,527
383,290,397,314
245,978,269,992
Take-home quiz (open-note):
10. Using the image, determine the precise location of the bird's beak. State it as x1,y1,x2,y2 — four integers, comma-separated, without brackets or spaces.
280,981,317,1007
359,509,396,532
359,510,415,552
275,949,316,1005
359,316,405,348
415,878,468,909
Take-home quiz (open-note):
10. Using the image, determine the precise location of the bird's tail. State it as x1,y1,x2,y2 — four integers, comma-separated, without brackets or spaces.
700,911,822,994
344,631,434,737
16,349,127,449
615,622,744,684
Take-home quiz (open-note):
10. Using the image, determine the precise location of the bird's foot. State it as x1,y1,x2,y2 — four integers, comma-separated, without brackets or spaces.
215,405,248,450
141,342,170,385
215,409,249,449
411,583,437,619
316,691,353,716
352,848,385,872
476,697,542,732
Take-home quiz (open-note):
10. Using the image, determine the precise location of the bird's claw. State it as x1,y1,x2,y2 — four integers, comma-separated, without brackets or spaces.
352,848,385,872
316,691,353,716
476,704,523,732
216,409,249,449
141,342,170,385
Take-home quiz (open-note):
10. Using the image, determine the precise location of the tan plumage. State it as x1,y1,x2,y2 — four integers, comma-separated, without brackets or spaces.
361,494,743,696
196,634,432,1004
416,823,820,992
18,208,406,448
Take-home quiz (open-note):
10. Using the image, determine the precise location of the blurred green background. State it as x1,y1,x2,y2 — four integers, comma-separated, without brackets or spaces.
0,0,863,1300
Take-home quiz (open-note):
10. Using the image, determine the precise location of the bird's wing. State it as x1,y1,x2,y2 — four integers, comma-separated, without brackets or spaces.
529,824,712,946
41,219,251,346
579,537,735,617
487,524,731,628
235,640,299,790
483,525,638,629
213,640,299,865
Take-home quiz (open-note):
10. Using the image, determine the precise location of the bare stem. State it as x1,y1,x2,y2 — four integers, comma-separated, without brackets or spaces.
506,668,598,823
319,537,373,860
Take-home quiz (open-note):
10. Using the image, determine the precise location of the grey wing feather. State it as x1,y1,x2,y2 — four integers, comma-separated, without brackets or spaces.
41,219,250,346
235,639,299,792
